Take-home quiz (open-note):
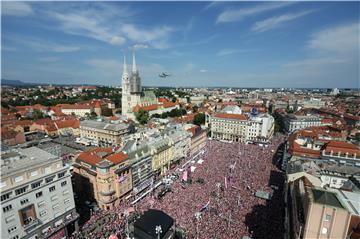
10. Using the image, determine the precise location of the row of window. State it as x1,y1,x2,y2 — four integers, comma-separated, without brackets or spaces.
1,172,67,202
2,180,68,213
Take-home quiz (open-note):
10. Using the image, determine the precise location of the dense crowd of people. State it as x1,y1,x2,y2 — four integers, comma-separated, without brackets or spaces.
71,134,285,239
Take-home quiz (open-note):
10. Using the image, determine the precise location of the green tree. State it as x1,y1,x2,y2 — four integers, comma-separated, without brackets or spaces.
135,108,149,125
32,109,45,120
90,111,98,119
193,113,205,126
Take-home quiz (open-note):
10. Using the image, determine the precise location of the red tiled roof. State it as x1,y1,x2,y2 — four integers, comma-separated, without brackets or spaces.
78,148,128,166
158,97,170,103
54,119,80,129
58,104,92,110
213,113,248,120
106,152,128,164
133,104,158,113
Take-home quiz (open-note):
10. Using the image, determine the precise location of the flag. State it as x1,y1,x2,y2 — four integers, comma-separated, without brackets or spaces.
118,175,127,183
200,200,210,212
182,171,188,182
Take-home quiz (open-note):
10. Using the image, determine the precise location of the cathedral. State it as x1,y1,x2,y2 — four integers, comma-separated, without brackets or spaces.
121,51,157,119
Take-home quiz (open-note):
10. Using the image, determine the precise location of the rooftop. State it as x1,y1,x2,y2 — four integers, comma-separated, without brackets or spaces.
311,188,344,209
80,119,129,132
1,147,59,177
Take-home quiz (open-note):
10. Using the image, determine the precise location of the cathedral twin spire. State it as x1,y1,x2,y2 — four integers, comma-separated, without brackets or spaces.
122,50,141,94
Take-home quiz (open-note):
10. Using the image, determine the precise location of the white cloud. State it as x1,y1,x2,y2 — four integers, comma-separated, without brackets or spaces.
133,44,150,49
110,36,126,46
217,48,253,56
307,22,360,55
2,2,33,16
8,35,80,53
283,57,348,68
200,69,208,73
252,10,314,33
216,2,295,23
121,24,174,49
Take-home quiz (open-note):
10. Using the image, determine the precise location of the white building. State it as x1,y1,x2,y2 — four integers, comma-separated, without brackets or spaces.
60,105,94,117
284,114,322,133
1,147,78,239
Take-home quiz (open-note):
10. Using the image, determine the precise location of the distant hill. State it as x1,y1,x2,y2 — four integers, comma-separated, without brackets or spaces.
1,79,100,87
1,79,44,86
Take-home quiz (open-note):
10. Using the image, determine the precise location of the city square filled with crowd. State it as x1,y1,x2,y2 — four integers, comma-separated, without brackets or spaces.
71,134,286,239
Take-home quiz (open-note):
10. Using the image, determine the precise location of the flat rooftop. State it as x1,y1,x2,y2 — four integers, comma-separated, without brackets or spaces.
1,147,59,177
311,188,344,209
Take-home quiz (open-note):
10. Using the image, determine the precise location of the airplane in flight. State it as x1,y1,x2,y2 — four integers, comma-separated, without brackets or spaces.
159,72,171,78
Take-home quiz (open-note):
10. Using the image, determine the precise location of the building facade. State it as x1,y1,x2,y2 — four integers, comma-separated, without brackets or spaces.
210,113,248,142
1,147,78,239
73,148,132,210
284,114,322,133
79,119,131,147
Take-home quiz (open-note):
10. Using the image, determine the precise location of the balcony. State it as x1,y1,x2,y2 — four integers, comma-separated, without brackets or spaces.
22,218,41,231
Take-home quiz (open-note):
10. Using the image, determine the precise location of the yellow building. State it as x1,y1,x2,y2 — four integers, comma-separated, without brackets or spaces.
150,138,174,176
73,148,132,210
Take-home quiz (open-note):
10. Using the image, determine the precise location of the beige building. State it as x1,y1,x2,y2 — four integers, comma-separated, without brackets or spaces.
73,148,132,210
185,124,207,157
289,177,359,239
79,119,132,147
210,113,248,142
1,147,78,239
59,104,94,117
149,138,174,176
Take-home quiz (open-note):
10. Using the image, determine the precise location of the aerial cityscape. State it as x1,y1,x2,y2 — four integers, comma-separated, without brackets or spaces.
1,1,359,239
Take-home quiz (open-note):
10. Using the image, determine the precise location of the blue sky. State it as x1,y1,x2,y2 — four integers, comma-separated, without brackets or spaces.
2,1,359,88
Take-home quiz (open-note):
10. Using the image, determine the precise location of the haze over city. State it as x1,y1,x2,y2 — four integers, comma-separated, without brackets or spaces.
2,1,359,88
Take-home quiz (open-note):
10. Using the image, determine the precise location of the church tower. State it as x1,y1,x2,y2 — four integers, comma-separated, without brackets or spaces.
130,50,142,94
121,54,131,116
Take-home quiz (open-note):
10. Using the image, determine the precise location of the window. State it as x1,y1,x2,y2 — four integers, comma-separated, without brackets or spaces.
52,204,59,210
58,172,65,178
51,195,58,201
45,177,54,183
325,214,332,221
1,181,7,188
3,204,12,213
31,181,41,189
30,171,38,177
8,226,17,234
49,186,56,192
10,236,19,239
15,186,27,195
5,215,15,223
20,198,29,205
36,191,43,198
1,192,11,202
44,166,51,174
14,176,23,183
37,201,45,208
39,210,47,217
61,181,67,187
64,198,70,204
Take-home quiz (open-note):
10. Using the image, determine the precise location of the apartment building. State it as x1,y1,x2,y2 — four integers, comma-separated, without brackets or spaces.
210,113,248,142
283,114,322,133
288,176,359,239
1,147,78,239
59,104,94,117
73,148,132,210
149,137,174,176
79,119,132,147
